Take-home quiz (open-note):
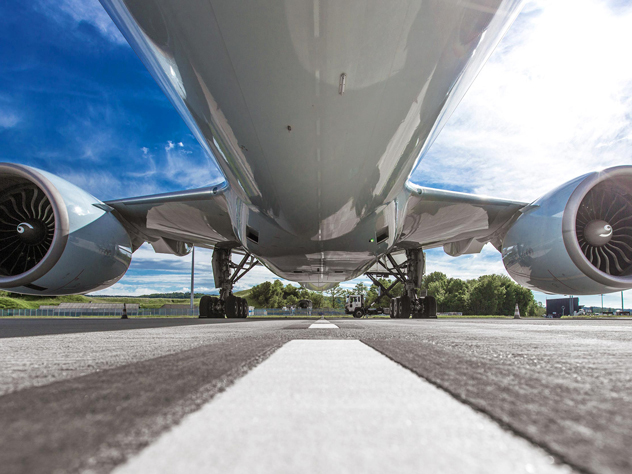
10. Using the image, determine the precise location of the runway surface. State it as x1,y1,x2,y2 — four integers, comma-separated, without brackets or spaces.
0,317,630,474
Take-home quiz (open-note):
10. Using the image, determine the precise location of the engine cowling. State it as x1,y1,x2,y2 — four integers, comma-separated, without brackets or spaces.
502,166,632,295
0,163,132,295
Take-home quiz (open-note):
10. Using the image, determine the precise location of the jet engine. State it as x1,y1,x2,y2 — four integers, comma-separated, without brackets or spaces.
0,163,132,295
502,166,632,295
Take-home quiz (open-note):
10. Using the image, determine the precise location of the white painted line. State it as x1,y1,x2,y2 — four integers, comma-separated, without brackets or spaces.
308,323,338,329
308,319,338,329
114,340,572,474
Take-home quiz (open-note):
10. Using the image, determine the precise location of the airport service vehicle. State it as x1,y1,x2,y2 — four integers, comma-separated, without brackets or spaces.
2,0,632,319
344,294,385,318
345,288,436,319
345,295,371,318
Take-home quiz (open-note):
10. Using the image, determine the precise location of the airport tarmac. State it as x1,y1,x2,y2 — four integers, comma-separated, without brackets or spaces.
0,318,630,474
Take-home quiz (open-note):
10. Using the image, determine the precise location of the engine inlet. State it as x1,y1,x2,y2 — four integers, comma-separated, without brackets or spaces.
0,184,54,276
576,181,632,276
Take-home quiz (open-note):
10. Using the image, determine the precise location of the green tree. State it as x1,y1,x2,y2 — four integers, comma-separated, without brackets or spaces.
442,278,471,313
424,272,449,311
269,294,283,309
495,274,537,316
365,285,380,307
468,275,506,315
326,285,344,308
422,272,448,291
250,281,273,307
353,282,368,297
283,284,299,300
310,292,325,309
532,301,546,317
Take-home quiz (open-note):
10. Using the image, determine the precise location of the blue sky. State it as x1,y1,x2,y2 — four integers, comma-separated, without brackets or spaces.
2,0,632,309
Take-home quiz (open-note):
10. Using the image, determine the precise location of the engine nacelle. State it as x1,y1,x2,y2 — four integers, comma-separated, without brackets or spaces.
502,166,632,295
0,163,132,295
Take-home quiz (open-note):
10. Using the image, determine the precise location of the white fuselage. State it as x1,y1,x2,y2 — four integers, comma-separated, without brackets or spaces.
103,0,524,287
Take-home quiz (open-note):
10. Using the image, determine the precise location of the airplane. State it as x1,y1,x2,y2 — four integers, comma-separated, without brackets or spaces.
1,0,631,319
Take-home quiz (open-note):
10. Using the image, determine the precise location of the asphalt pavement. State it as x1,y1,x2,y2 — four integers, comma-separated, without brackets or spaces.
0,317,630,474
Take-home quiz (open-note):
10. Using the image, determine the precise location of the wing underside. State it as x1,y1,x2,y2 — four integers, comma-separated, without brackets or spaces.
398,183,528,256
106,183,239,255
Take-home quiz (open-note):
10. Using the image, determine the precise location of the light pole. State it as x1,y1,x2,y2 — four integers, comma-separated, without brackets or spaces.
622,291,625,313
190,246,195,313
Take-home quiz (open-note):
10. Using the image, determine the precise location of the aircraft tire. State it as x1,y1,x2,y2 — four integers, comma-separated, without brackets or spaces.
199,295,212,318
225,295,239,318
400,295,412,319
239,298,248,318
208,296,222,318
423,295,438,319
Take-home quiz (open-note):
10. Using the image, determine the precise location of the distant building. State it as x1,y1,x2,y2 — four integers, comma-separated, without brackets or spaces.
546,297,580,317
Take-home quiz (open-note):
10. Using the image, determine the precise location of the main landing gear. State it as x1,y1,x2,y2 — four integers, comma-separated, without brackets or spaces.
199,248,258,319
365,248,437,319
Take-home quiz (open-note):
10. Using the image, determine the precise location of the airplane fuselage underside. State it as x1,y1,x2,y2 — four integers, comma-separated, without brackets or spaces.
102,0,525,285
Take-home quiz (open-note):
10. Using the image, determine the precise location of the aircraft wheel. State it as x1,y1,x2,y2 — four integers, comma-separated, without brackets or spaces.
199,295,212,318
423,296,438,319
225,295,239,318
239,298,248,318
353,308,364,318
208,296,222,318
392,297,400,319
400,295,412,319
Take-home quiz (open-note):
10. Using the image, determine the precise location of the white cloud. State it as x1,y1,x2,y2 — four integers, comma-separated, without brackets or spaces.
37,0,126,44
59,169,162,200
403,0,632,305
162,140,223,188
0,111,20,129
413,0,632,202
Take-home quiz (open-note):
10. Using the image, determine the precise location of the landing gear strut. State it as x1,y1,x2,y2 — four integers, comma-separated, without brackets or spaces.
366,248,437,319
199,248,258,319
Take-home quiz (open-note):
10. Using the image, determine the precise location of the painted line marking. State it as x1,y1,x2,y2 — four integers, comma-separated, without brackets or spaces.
114,340,571,474
308,319,338,329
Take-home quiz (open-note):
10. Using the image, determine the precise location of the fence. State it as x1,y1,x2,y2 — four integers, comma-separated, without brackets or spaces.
252,308,347,317
0,308,347,317
0,308,197,317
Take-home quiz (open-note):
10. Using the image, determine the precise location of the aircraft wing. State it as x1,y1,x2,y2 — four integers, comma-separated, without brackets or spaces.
398,183,528,256
106,183,240,255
